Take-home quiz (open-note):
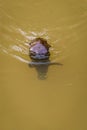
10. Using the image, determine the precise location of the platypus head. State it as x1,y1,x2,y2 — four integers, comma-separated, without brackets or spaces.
29,38,51,60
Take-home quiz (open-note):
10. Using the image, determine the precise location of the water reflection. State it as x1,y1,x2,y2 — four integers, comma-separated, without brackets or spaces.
28,60,63,80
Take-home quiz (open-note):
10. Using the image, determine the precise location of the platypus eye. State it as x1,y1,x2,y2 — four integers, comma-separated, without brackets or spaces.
45,52,50,56
29,51,36,55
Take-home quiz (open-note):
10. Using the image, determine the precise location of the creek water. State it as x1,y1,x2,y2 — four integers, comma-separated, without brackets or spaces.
0,0,87,130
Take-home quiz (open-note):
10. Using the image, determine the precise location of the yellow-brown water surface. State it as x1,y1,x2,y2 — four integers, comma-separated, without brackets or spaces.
0,0,87,130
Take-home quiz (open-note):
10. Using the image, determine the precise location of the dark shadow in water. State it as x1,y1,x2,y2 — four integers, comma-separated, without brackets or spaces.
28,60,63,80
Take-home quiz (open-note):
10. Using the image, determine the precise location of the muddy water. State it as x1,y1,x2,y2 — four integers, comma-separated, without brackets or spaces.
0,0,87,130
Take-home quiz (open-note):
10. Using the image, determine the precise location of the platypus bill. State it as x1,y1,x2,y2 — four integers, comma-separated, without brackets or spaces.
29,38,51,61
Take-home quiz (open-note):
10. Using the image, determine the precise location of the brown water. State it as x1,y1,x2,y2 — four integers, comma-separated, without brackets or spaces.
0,0,87,130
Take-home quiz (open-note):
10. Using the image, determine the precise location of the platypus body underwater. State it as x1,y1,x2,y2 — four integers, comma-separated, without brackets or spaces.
29,38,51,61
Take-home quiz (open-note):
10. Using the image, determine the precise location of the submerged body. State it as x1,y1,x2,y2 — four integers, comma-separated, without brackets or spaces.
29,38,51,60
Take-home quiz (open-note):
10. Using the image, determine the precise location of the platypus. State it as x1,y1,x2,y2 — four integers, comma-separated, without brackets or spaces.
29,38,51,60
